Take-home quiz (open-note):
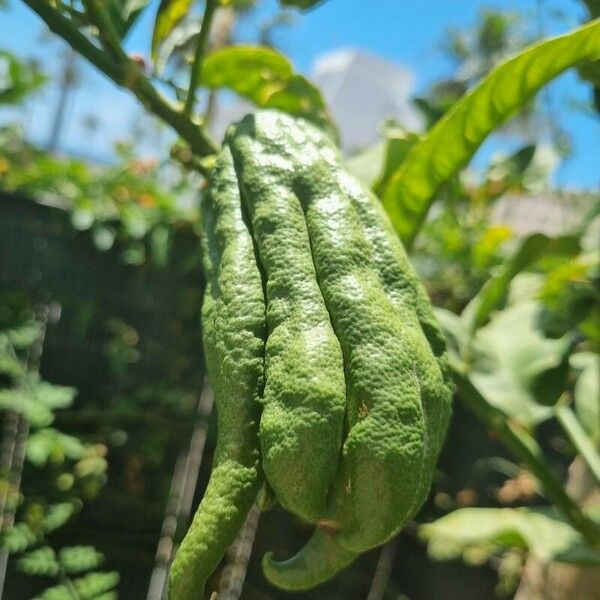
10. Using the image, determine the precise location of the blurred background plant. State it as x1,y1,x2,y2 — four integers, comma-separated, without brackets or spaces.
0,0,599,599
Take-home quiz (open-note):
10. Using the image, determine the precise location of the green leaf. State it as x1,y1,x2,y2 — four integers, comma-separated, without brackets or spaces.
73,571,120,599
468,302,572,424
433,307,468,368
420,507,600,565
41,502,78,534
59,546,105,574
345,142,386,188
463,233,580,332
554,403,600,484
151,0,194,62
201,45,333,133
382,19,600,246
372,123,420,197
123,0,152,22
6,323,41,348
29,378,77,411
154,17,201,74
17,546,59,577
572,352,600,443
279,0,325,8
33,584,73,600
26,428,87,467
0,380,76,427
0,51,46,105
105,0,152,39
0,522,40,553
0,388,53,427
0,346,23,377
484,144,536,196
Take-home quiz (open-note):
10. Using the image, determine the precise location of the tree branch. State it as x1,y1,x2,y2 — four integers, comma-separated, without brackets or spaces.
81,0,129,62
22,0,218,158
184,0,218,116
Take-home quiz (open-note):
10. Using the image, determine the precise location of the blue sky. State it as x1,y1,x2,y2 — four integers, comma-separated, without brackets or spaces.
1,0,598,187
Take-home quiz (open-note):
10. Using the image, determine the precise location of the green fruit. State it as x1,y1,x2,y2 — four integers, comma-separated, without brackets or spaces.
170,110,452,594
226,117,346,524
241,111,453,590
168,146,266,599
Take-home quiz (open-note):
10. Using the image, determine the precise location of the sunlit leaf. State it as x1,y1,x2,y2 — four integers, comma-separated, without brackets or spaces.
0,51,46,105
345,142,386,187
106,0,152,38
421,507,600,565
154,18,201,74
73,571,120,599
59,546,105,574
0,378,77,427
554,403,600,484
151,0,195,63
265,74,331,132
29,378,77,411
26,428,87,467
471,225,513,268
480,145,537,201
383,19,600,246
571,352,600,443
373,124,420,197
433,307,467,367
0,522,40,553
17,546,59,577
469,301,573,423
6,323,41,348
41,502,78,534
0,341,23,377
202,45,292,93
201,45,333,133
0,388,54,427
463,233,580,332
33,584,73,600
123,0,151,22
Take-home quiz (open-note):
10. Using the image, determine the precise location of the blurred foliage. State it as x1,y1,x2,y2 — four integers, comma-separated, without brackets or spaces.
0,51,46,105
0,309,117,599
0,125,201,266
421,507,600,565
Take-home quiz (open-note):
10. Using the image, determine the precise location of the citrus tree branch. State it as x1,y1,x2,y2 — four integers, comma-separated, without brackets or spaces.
81,0,129,62
21,0,218,158
184,0,218,116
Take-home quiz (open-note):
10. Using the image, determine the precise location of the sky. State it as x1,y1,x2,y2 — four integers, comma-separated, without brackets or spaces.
1,0,598,188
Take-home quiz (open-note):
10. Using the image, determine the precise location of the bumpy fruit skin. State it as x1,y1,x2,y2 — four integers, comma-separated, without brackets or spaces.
226,118,346,523
169,110,453,595
240,111,454,590
167,147,266,599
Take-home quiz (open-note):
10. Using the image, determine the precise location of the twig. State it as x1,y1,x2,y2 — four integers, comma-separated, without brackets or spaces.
22,0,218,158
216,503,261,600
146,381,214,600
366,538,398,600
453,367,600,546
184,0,218,116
